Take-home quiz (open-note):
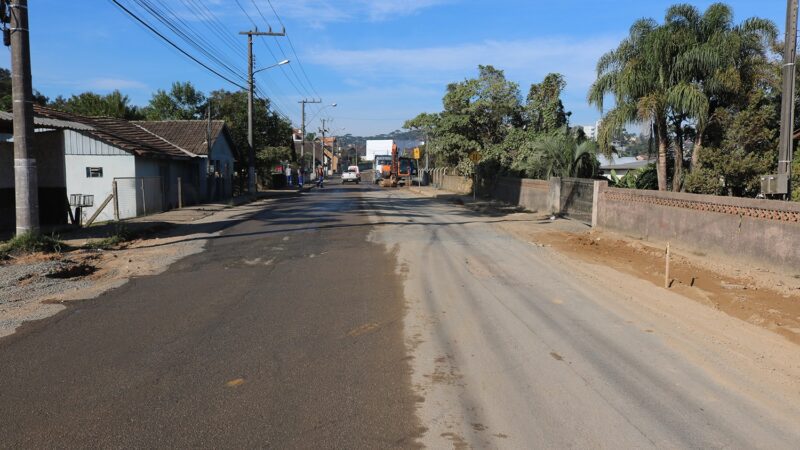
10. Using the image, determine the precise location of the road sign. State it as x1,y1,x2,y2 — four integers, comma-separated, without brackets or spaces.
469,151,481,163
413,147,420,160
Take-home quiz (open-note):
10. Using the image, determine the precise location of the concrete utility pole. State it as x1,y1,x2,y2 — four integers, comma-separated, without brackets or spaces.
299,98,321,165
777,0,798,197
5,0,38,235
240,27,285,195
319,118,328,173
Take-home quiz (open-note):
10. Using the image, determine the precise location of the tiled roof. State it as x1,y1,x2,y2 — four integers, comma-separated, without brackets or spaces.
133,120,230,156
32,106,193,160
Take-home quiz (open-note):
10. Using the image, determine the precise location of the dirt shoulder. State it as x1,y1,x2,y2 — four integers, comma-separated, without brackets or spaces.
406,186,800,346
0,196,283,339
496,215,800,346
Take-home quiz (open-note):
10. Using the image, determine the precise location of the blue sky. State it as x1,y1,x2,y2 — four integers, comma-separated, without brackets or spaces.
7,0,788,136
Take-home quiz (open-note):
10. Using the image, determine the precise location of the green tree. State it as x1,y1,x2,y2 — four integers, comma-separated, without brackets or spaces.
665,3,777,174
512,133,598,179
49,90,142,119
207,89,293,184
0,68,48,110
683,89,777,196
526,73,568,133
143,81,207,120
407,65,522,173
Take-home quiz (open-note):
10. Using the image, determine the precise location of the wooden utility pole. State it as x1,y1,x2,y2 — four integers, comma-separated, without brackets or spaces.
299,98,321,166
240,27,285,195
4,0,38,235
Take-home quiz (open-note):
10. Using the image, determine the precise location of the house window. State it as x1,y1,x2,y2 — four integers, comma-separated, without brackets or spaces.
86,167,103,178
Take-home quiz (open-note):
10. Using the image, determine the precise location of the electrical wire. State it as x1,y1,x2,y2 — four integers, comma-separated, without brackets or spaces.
250,0,314,97
265,0,322,99
109,0,247,90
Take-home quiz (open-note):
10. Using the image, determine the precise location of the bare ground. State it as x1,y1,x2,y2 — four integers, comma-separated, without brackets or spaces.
496,214,800,346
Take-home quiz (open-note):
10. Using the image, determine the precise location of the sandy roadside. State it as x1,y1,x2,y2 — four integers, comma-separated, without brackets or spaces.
0,198,275,339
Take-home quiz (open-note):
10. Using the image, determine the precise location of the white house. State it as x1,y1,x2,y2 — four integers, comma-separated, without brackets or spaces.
134,120,238,201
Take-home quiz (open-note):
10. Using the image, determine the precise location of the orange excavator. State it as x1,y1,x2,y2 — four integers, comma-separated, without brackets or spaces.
379,142,400,187
378,142,415,187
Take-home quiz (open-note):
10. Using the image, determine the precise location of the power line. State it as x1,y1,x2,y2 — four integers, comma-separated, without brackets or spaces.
265,0,322,99
110,0,297,124
137,0,246,84
232,0,307,98
109,0,247,90
250,0,314,97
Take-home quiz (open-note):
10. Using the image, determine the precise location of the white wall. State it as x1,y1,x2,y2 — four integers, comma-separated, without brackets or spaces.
65,153,135,223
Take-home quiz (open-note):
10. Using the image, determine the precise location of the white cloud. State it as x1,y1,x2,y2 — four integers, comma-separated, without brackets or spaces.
86,78,149,92
307,36,620,90
303,35,624,133
268,0,453,25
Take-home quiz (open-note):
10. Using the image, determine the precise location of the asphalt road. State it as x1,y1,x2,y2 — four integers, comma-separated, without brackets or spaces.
367,187,800,449
2,180,800,449
0,181,422,448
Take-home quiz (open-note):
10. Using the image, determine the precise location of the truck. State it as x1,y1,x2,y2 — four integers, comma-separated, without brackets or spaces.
365,140,393,163
367,140,394,184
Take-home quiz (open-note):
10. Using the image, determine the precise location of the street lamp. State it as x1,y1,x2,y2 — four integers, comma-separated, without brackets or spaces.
254,59,289,75
246,58,290,195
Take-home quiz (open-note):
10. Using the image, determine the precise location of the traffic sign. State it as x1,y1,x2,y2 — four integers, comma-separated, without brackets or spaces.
413,147,421,160
469,151,481,163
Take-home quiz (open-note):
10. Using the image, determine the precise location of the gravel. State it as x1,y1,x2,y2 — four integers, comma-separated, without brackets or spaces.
0,259,93,305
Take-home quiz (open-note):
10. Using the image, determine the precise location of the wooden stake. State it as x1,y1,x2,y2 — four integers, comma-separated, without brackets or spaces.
665,242,671,288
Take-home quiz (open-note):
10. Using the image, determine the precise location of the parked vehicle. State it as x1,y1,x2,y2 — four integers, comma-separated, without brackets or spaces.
341,165,361,184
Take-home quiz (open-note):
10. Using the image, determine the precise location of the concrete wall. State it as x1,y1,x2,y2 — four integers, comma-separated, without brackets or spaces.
441,174,473,195
596,186,800,272
491,177,550,212
560,177,595,224
1,131,69,231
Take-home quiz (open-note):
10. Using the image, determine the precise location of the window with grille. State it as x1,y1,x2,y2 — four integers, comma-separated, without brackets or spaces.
86,167,103,178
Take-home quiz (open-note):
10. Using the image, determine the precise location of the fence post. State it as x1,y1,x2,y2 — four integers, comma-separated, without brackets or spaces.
548,177,562,215
591,179,607,228
112,180,119,221
141,178,147,215
177,176,183,209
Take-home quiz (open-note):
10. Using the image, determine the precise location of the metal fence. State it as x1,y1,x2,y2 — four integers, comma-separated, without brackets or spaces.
114,176,164,219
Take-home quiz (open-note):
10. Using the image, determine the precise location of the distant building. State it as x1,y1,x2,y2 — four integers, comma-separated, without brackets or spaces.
582,120,602,140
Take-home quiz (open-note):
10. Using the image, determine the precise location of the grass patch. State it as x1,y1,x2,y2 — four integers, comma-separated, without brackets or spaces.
84,224,133,250
0,232,65,259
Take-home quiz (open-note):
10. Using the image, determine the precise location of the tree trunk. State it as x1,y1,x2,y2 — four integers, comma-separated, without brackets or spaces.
673,123,683,192
691,132,703,171
656,116,669,191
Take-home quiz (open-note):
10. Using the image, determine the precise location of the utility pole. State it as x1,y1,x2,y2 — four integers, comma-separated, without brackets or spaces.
319,118,329,174
240,27,284,195
4,0,38,235
772,0,799,198
299,99,321,167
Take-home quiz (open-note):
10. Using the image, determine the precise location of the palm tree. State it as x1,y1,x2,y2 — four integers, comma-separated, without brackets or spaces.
589,18,679,191
513,133,597,179
589,3,776,191
667,3,777,174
